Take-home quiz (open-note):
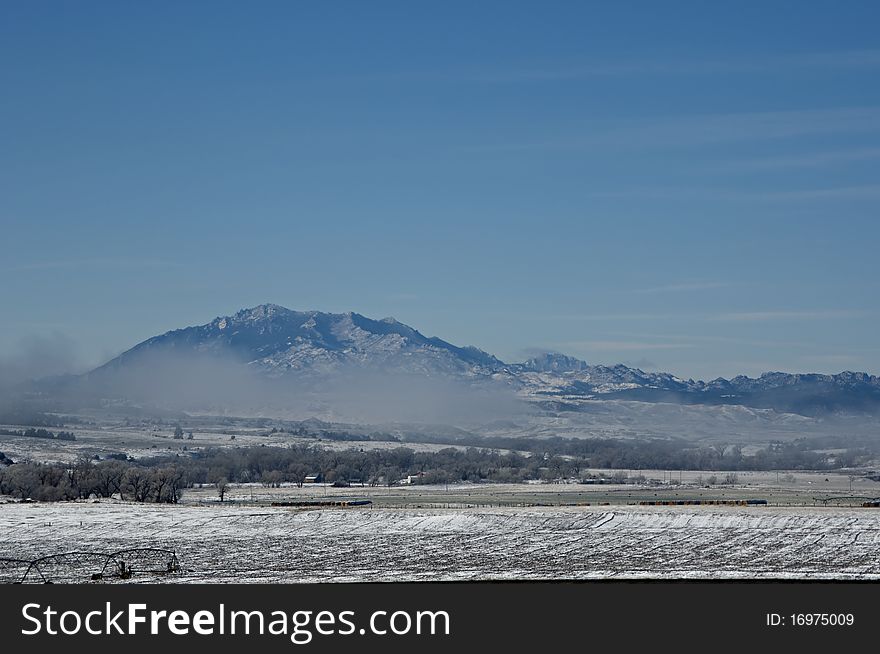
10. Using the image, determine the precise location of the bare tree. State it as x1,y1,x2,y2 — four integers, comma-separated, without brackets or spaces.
67,455,95,499
94,461,126,498
216,478,229,502
153,467,172,502
287,463,308,488
168,468,187,503
261,470,282,488
123,467,154,502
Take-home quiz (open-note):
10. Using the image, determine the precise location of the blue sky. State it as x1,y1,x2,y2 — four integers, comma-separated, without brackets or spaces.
2,1,879,380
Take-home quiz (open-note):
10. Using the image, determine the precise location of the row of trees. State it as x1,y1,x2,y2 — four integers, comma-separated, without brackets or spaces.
0,427,76,441
400,434,868,471
0,445,578,501
0,458,186,503
0,434,869,502
0,411,66,428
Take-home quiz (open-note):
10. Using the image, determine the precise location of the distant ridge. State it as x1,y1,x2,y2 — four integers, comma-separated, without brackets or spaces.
89,303,880,416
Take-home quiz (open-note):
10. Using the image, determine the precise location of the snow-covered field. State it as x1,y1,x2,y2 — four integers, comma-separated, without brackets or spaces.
1,503,878,583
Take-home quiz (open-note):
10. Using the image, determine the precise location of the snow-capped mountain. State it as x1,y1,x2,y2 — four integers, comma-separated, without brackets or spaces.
93,304,502,379
512,352,590,373
509,362,880,416
88,303,880,416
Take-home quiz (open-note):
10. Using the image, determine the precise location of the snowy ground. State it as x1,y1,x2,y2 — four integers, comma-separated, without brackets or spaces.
1,502,878,583
181,473,880,507
0,422,468,465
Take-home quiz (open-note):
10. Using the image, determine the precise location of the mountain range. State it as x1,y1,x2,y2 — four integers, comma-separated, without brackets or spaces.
87,303,880,418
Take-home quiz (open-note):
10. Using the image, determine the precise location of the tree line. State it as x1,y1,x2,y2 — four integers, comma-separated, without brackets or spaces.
0,427,76,441
401,434,870,471
0,457,186,503
0,433,871,502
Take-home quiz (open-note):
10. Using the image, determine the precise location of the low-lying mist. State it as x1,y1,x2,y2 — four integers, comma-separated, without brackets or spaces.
77,351,529,426
0,333,84,389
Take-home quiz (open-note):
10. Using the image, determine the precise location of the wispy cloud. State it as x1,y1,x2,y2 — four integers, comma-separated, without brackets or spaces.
558,340,698,352
360,49,880,85
622,357,658,370
800,354,862,366
725,147,880,171
387,292,420,302
780,49,880,70
535,183,880,205
534,309,871,326
7,258,185,273
752,184,880,201
542,313,687,322
610,331,817,350
712,310,868,322
629,281,734,294
460,106,880,153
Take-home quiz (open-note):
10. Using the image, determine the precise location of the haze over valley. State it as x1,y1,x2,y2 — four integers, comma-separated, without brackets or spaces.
4,303,879,452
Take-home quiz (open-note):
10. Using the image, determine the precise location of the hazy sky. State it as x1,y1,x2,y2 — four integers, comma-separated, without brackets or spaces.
2,1,879,380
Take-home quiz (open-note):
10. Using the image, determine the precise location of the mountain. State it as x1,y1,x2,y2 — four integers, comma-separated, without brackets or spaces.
514,365,880,417
93,304,502,379
512,352,590,373
87,303,880,417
